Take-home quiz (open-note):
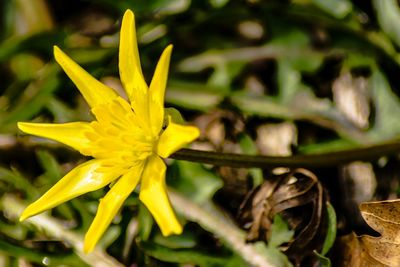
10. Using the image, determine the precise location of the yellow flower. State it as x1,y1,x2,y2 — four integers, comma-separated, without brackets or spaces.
18,9,199,253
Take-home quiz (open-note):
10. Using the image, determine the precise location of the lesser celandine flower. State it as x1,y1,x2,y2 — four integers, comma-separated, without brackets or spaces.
18,9,199,253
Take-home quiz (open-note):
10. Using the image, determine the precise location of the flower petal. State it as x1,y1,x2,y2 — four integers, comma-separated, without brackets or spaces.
84,162,144,253
149,45,173,135
139,155,182,236
18,122,92,155
157,119,200,158
119,10,149,125
20,160,122,221
54,46,118,108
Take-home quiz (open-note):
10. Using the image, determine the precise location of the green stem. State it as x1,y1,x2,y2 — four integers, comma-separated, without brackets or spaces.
170,140,400,168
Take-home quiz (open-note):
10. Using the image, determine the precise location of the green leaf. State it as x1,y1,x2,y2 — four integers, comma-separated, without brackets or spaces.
271,29,323,72
270,27,310,48
266,248,293,267
35,150,94,226
277,59,302,103
138,203,154,241
254,241,293,267
165,107,185,124
250,215,295,267
269,214,294,248
321,202,337,256
208,62,244,90
153,231,197,249
169,161,223,204
140,241,232,266
10,54,44,81
0,220,27,240
0,32,64,63
231,92,297,119
209,0,230,8
166,82,224,111
66,48,115,65
313,203,336,267
0,239,88,266
368,70,400,140
0,167,37,199
36,150,62,182
35,150,82,221
298,139,356,154
1,65,60,130
314,251,332,267
373,0,400,47
99,225,121,250
311,0,352,19
46,98,78,123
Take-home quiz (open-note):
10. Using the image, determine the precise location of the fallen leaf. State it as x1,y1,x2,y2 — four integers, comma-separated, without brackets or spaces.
335,199,400,266
359,200,400,266
238,168,327,265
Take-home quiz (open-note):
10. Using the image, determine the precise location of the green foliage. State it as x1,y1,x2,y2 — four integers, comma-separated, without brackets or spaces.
169,161,223,204
269,215,295,248
373,0,400,47
314,202,337,267
139,241,245,267
368,69,400,139
2,0,400,266
321,203,338,256
261,215,295,267
311,0,353,19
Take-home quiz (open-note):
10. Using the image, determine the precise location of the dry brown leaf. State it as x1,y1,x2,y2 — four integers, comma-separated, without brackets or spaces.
335,199,400,267
238,168,327,266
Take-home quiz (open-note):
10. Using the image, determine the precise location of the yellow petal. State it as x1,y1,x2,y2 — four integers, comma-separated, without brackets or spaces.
84,162,144,253
149,45,173,135
54,46,118,108
139,155,182,236
119,9,149,125
18,122,92,155
157,119,200,158
20,160,122,221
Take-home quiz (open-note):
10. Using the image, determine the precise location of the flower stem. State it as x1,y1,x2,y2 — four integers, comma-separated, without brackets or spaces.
170,140,400,168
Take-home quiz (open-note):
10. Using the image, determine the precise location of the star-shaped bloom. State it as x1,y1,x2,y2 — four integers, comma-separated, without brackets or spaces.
18,9,199,253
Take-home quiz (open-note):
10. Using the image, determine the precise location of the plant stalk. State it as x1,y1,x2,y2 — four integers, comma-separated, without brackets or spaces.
170,140,400,168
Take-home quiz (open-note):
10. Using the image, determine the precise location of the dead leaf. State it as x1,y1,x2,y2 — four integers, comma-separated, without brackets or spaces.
335,199,400,266
334,232,383,267
238,168,327,266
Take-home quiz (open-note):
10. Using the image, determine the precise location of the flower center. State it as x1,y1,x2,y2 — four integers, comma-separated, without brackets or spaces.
82,97,156,169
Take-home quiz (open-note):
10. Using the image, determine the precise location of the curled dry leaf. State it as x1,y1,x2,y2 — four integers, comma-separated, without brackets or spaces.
238,168,327,266
335,199,400,267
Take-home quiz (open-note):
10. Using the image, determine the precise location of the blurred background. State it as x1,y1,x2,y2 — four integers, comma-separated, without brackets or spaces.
1,0,400,266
